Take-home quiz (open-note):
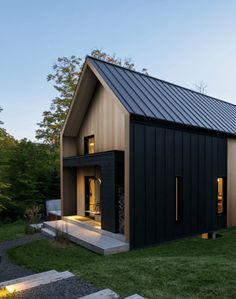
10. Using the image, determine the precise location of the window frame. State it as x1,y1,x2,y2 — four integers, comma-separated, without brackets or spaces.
217,177,226,216
84,135,95,155
175,176,182,222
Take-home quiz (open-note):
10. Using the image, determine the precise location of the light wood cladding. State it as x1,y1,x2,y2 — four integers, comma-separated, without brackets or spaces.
77,84,125,154
63,136,77,157
62,168,77,216
62,65,97,137
61,63,130,242
227,138,236,227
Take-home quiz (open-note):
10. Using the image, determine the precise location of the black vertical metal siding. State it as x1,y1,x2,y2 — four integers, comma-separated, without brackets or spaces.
130,120,227,249
100,159,116,232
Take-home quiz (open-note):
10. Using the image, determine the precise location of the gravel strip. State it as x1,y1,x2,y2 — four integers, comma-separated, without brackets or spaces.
0,233,45,282
0,233,100,298
14,276,99,299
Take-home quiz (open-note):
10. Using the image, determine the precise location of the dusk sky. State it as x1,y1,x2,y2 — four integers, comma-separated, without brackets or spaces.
1,0,236,140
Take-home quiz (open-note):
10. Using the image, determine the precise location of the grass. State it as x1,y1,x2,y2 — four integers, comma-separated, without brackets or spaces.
0,220,25,242
7,229,236,299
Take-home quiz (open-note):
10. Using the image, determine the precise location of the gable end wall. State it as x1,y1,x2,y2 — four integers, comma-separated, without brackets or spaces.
77,83,126,154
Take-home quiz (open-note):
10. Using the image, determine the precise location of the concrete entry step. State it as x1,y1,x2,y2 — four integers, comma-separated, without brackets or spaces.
43,220,129,255
63,216,125,242
41,227,56,238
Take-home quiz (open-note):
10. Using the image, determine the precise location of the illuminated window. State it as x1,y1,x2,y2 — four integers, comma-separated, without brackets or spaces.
175,177,181,221
84,135,95,154
217,178,224,214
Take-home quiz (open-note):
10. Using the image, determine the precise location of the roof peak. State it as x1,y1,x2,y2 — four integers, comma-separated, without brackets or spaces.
86,55,235,108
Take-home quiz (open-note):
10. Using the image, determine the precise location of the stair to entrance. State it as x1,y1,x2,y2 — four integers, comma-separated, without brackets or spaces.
42,220,129,255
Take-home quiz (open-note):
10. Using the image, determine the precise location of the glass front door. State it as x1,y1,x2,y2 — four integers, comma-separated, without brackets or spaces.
85,176,100,218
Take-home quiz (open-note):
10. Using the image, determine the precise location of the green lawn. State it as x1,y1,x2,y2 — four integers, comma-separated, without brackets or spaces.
7,229,236,299
0,220,25,242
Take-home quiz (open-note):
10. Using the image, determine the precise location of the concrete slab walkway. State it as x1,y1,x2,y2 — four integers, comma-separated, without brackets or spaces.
42,220,129,255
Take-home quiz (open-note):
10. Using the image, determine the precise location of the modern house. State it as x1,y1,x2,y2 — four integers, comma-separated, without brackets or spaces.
60,56,236,250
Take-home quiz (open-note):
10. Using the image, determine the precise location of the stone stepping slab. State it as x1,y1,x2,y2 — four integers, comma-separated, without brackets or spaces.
0,270,74,293
78,288,146,299
79,288,119,298
0,270,58,289
124,294,146,299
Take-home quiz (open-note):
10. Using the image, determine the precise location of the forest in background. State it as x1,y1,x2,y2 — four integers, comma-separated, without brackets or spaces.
0,50,141,222
0,129,60,222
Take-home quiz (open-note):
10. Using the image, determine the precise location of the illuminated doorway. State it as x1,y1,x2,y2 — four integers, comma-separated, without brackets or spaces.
85,176,100,220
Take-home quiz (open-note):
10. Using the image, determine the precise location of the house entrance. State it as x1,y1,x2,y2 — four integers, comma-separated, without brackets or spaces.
85,176,101,221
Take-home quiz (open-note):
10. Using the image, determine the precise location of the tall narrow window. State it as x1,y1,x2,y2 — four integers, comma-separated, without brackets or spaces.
217,178,224,214
84,135,95,154
175,177,181,221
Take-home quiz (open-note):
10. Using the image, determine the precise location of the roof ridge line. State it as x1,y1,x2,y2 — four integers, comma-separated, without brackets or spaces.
86,55,235,108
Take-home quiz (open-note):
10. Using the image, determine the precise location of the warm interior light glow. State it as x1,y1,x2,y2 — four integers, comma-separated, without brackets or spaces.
89,178,96,213
217,177,224,214
5,285,16,293
201,233,209,240
84,135,95,154
88,137,95,154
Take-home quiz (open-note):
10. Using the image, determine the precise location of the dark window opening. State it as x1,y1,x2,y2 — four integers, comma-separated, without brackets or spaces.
176,177,182,221
84,135,95,154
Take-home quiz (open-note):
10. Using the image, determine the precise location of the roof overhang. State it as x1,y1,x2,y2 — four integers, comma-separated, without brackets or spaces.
62,60,97,137
61,58,129,138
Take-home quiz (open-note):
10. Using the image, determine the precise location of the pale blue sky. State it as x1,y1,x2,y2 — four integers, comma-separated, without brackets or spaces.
0,0,236,140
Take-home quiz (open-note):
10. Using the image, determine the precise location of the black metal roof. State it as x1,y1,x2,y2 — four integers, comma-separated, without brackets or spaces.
88,56,236,135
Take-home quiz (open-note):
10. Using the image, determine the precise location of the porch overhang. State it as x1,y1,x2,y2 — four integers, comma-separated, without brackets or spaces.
63,151,124,233
63,150,123,168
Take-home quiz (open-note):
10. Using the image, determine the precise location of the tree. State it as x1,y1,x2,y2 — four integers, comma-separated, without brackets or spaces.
0,138,60,221
36,56,82,146
7,140,60,205
0,107,60,221
0,127,16,216
36,49,147,146
0,106,3,125
195,81,208,94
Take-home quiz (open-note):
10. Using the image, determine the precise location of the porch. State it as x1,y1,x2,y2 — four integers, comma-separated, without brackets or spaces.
42,216,129,255
63,151,125,234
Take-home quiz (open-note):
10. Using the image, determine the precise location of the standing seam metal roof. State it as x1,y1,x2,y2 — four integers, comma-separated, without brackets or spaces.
88,56,236,135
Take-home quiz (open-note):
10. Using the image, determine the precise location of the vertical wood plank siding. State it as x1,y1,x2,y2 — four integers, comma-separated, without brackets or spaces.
77,84,126,154
62,168,77,216
130,120,227,248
